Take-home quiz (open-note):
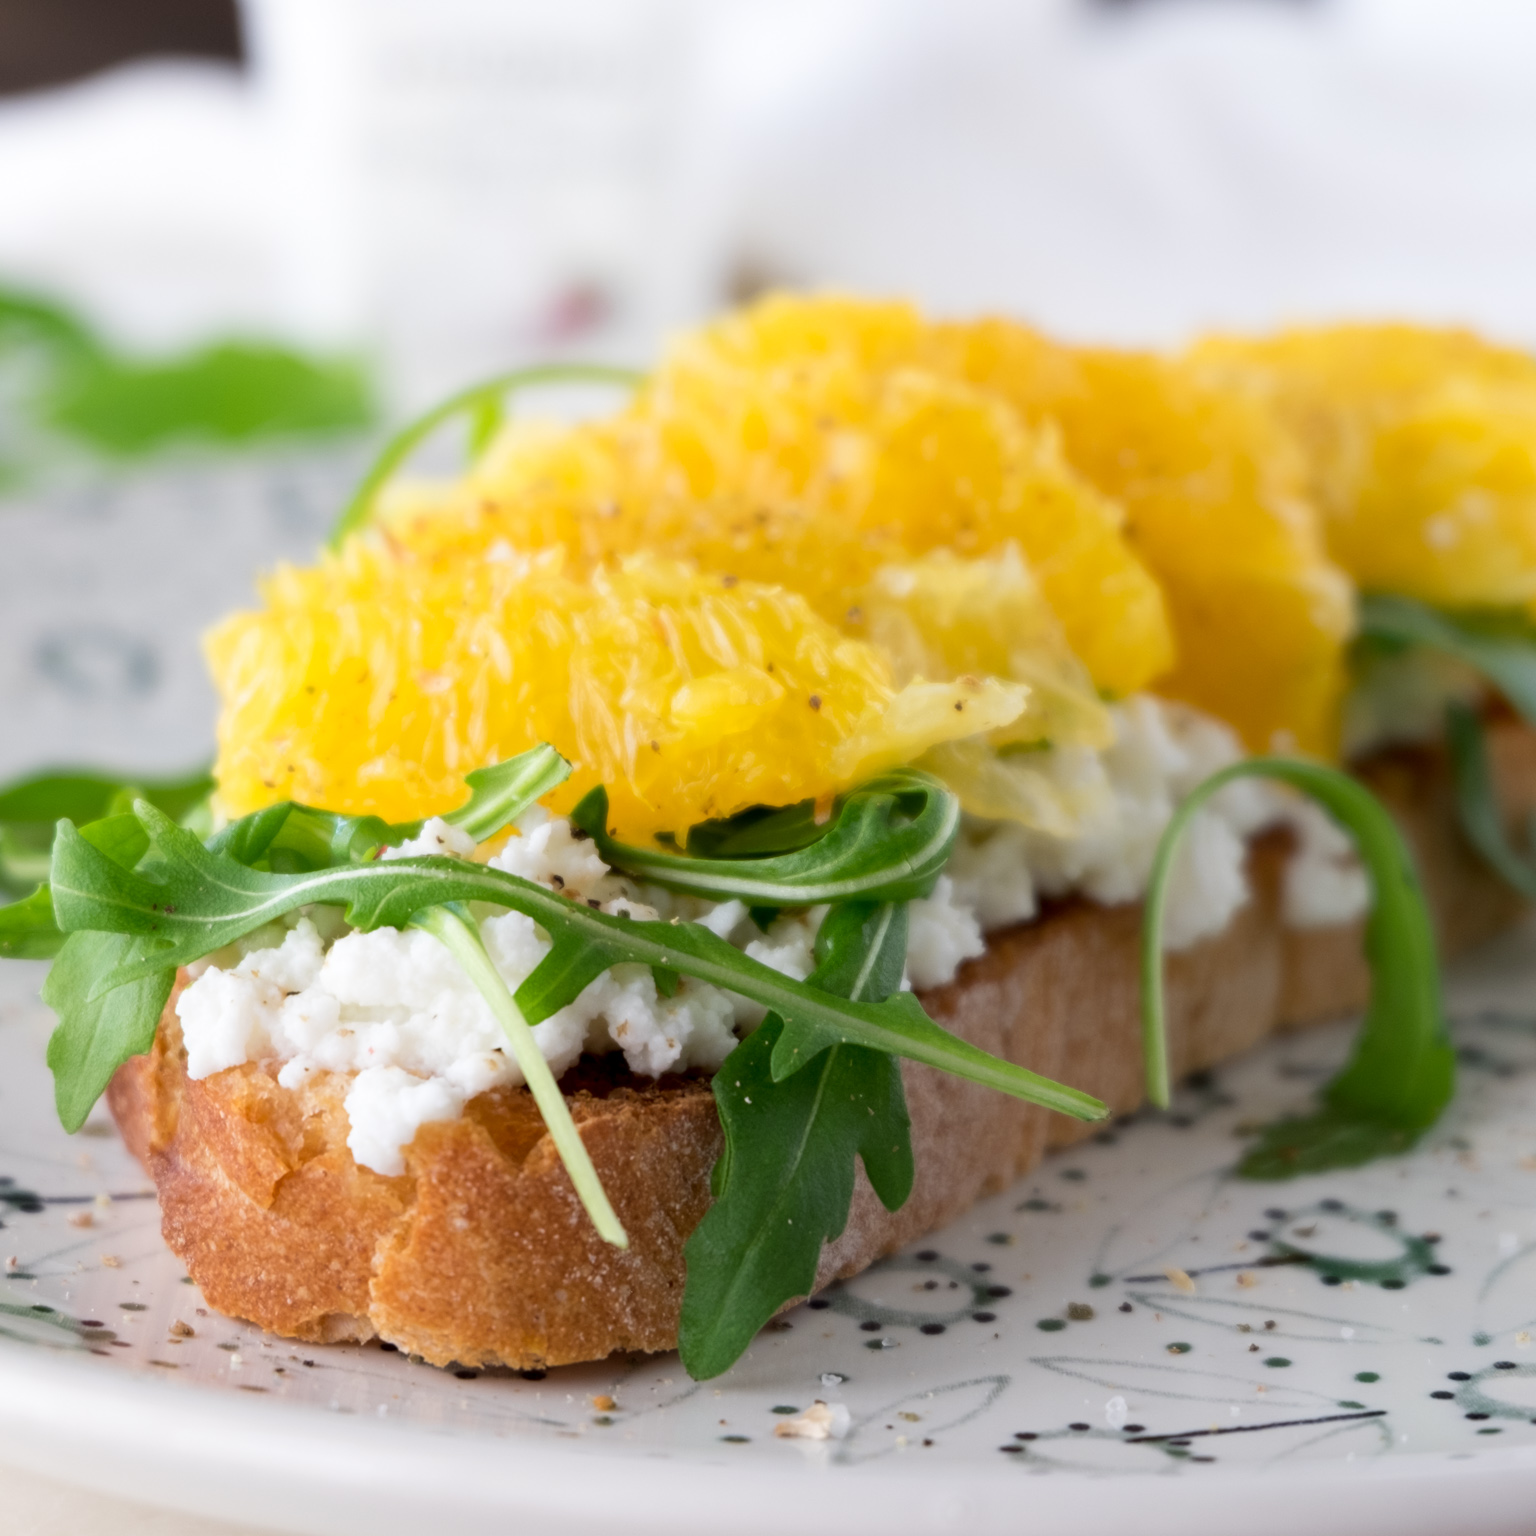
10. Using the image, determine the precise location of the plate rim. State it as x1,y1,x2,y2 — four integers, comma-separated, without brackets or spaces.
6,1339,1536,1536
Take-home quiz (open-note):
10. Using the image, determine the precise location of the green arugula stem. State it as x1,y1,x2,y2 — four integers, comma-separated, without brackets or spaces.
328,364,643,549
1142,758,1451,1177
412,905,628,1249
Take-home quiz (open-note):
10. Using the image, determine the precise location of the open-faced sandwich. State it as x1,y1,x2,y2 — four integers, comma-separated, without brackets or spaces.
6,296,1536,1380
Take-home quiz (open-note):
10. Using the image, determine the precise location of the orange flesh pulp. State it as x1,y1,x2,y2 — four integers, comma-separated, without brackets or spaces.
208,295,1536,838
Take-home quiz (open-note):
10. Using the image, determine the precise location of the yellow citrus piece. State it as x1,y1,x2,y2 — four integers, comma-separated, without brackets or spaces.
206,546,1028,843
385,302,1173,707
932,319,1354,757
1191,324,1536,612
856,544,1110,750
674,291,928,375
917,739,1113,839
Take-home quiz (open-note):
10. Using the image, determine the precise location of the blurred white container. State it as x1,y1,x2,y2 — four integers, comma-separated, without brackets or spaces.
243,0,720,406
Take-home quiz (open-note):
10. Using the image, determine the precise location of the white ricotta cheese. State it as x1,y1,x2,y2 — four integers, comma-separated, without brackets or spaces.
905,876,986,990
949,696,1298,953
1281,799,1374,929
380,816,478,862
175,692,1370,1175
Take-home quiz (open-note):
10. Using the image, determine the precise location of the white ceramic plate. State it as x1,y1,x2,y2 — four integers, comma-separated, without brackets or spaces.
6,924,1536,1536
7,462,1536,1534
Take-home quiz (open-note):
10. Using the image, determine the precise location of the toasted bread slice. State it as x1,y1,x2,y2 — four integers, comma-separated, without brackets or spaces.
107,722,1536,1370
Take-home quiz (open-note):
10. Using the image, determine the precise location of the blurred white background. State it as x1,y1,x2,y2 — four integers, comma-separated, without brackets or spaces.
3,13,1536,1536
1,0,1535,408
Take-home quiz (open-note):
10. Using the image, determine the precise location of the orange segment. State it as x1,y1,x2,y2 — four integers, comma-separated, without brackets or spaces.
934,319,1354,756
385,296,1173,706
1191,324,1536,613
207,547,1027,843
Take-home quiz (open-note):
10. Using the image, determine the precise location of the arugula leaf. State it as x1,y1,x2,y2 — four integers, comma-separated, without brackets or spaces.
0,885,64,960
45,343,373,457
1445,701,1536,898
201,745,573,875
441,745,571,842
0,768,214,826
1141,758,1452,1179
328,364,642,549
680,800,831,859
50,801,1104,1120
1355,595,1536,899
1,813,154,961
678,901,914,1379
42,932,175,1132
1357,594,1536,722
570,769,960,906
25,810,181,1120
0,282,374,473
0,766,212,899
413,905,627,1247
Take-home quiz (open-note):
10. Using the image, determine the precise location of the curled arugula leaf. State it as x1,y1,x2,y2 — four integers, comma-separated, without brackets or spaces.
1445,700,1536,899
1356,595,1536,900
1142,759,1451,1179
206,745,574,875
570,769,960,906
679,901,914,1379
443,746,571,843
1357,594,1536,722
328,364,642,549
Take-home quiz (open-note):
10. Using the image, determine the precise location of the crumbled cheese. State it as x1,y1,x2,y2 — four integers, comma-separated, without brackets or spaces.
1282,799,1373,929
732,906,824,1028
179,911,739,1176
176,692,1369,1174
345,1066,466,1176
491,806,612,898
381,816,478,861
772,1400,851,1440
951,696,1287,952
905,876,985,990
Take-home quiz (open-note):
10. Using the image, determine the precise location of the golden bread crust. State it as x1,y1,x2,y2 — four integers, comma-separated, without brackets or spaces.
107,721,1536,1369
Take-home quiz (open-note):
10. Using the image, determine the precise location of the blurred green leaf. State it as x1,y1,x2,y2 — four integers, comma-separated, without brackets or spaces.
0,767,212,900
44,343,374,457
0,282,375,476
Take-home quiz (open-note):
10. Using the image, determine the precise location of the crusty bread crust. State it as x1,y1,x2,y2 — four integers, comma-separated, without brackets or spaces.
107,721,1536,1370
